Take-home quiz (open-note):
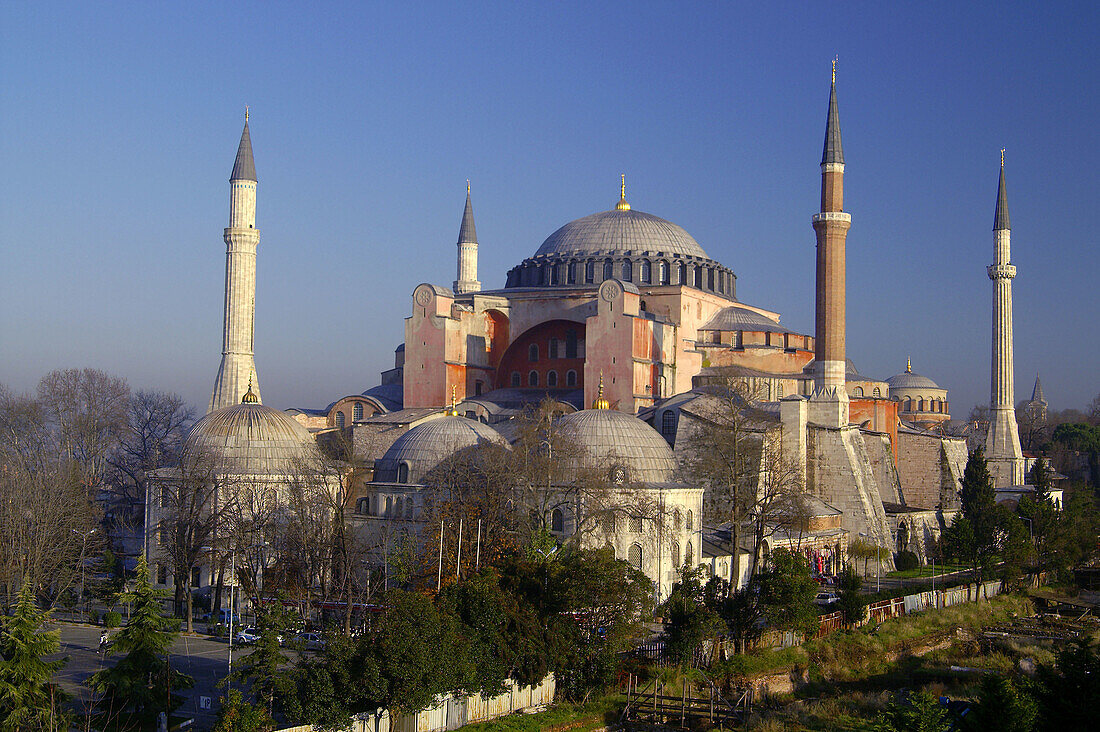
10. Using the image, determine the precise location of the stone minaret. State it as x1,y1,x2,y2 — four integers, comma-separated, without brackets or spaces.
809,62,852,427
985,153,1024,485
453,181,481,294
209,114,261,412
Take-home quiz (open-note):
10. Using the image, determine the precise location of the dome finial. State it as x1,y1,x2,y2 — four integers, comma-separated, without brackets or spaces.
832,55,837,85
616,174,630,211
446,385,460,416
906,357,911,373
245,105,249,123
242,373,259,403
1001,148,1005,169
593,372,611,409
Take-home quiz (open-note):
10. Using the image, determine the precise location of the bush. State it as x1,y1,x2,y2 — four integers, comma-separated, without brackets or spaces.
103,610,123,628
894,550,919,572
87,609,101,625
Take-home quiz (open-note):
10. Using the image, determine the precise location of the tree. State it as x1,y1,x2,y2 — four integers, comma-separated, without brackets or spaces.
233,600,295,716
88,556,193,722
1053,422,1100,488
835,565,865,627
963,674,1037,732
870,689,951,732
658,565,721,667
959,447,998,577
0,584,71,731
756,549,818,638
210,689,275,732
1035,637,1100,729
677,373,789,587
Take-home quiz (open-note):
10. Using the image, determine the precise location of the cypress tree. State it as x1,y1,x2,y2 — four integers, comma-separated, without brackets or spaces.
0,584,70,732
960,447,998,571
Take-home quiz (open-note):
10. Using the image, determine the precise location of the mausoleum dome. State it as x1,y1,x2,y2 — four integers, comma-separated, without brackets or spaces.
555,408,679,484
374,416,506,484
183,401,317,476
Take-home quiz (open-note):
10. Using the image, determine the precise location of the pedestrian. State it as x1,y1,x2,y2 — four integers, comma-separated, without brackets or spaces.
99,629,109,654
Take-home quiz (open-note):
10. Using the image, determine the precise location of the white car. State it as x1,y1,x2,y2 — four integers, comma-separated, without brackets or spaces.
233,627,284,645
294,632,325,651
813,591,840,606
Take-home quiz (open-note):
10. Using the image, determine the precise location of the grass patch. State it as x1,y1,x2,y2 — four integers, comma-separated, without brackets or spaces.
885,564,967,579
456,697,618,732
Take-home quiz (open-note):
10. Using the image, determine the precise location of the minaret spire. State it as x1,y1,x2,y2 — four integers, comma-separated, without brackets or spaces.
810,60,852,427
209,116,262,412
453,181,481,294
986,154,1024,486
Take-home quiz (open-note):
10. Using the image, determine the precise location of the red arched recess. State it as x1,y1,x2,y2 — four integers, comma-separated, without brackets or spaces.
484,309,509,373
497,320,586,391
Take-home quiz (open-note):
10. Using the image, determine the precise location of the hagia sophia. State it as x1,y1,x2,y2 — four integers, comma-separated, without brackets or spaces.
145,70,1038,600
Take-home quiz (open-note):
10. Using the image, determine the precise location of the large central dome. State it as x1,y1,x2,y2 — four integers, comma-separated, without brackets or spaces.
534,208,709,259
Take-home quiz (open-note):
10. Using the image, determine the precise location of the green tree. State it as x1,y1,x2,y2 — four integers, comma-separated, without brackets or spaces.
1052,422,1100,488
658,565,721,667
959,448,999,577
963,674,1037,732
0,584,71,732
870,689,951,732
1035,637,1100,729
836,565,865,627
87,555,193,722
210,689,275,732
233,600,295,716
757,549,818,637
996,506,1034,586
939,514,976,564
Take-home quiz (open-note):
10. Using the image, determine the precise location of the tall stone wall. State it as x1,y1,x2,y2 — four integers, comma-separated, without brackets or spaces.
896,431,965,510
806,425,895,570
864,431,903,505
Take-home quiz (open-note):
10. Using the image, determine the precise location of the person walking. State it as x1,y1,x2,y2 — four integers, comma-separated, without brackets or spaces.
99,629,110,654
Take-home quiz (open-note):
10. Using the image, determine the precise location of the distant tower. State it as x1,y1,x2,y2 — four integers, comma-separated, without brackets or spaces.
985,152,1025,486
810,60,852,427
453,181,481,294
209,112,261,412
1028,375,1048,422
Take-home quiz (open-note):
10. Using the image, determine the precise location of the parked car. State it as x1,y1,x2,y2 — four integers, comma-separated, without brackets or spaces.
234,627,261,644
813,591,840,606
293,632,325,651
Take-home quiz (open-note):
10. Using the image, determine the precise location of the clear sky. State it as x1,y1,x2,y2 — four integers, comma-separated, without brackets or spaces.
2,1,1097,415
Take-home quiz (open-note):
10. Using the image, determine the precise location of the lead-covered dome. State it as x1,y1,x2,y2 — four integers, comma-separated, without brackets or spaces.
374,416,506,484
183,402,317,476
886,370,942,390
534,209,709,259
555,408,679,483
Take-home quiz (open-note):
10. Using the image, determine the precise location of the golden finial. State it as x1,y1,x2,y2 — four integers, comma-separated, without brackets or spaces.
1000,148,1005,168
832,56,837,85
906,357,911,373
592,372,611,409
466,179,470,195
245,105,249,123
615,174,631,211
242,373,258,403
446,385,460,416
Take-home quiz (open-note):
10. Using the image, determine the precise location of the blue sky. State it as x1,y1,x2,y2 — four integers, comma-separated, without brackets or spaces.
2,1,1097,415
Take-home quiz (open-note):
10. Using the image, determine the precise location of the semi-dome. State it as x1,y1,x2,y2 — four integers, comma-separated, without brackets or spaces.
555,408,679,483
183,402,317,476
534,208,709,260
700,305,793,335
374,416,506,484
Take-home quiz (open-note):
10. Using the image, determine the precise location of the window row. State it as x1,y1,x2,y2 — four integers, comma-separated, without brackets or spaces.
510,369,579,388
356,493,415,518
507,257,734,295
526,332,582,362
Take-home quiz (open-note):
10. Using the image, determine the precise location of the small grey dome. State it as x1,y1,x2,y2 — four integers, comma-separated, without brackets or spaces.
701,306,790,334
534,208,708,259
556,408,678,483
374,416,506,484
886,371,941,390
183,402,315,476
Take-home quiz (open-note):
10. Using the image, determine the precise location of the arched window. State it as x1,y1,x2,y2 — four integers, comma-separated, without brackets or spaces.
678,262,687,284
353,402,364,421
551,508,564,533
628,543,642,570
566,370,577,386
659,260,669,284
528,371,539,387
873,387,881,397
621,261,632,281
661,410,676,440
585,260,595,283
853,387,864,397
356,497,369,515
547,370,558,387
673,509,682,532
397,463,409,484
548,264,559,285
549,338,560,359
640,260,651,283
707,268,714,290
528,343,539,362
565,329,578,358
630,515,643,532
686,510,694,531
567,261,577,284
604,259,614,280
685,540,694,566
693,265,703,288
511,372,521,387
335,411,345,428
671,540,680,568
918,398,925,411
904,397,913,412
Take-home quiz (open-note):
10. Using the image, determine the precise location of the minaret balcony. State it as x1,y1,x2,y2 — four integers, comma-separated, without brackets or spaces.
987,264,1016,280
811,212,851,223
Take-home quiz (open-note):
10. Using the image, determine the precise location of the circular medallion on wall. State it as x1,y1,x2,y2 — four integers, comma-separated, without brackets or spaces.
414,285,433,306
599,279,622,302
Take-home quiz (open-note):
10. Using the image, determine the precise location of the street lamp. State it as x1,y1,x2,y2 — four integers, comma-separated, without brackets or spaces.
72,528,96,618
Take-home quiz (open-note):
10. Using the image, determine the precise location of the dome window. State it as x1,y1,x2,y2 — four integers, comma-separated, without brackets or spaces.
640,260,651,283
659,261,669,285
397,463,409,484
567,262,577,284
335,411,345,428
353,402,364,421
603,260,613,281
585,261,595,283
873,387,881,397
621,261,632,281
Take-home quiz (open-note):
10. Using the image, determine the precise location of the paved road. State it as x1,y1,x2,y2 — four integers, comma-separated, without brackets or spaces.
47,623,239,728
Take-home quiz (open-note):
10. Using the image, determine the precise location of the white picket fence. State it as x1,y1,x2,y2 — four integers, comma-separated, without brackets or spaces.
276,674,556,732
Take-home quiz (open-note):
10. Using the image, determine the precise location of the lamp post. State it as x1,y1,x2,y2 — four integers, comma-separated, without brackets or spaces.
72,528,96,618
